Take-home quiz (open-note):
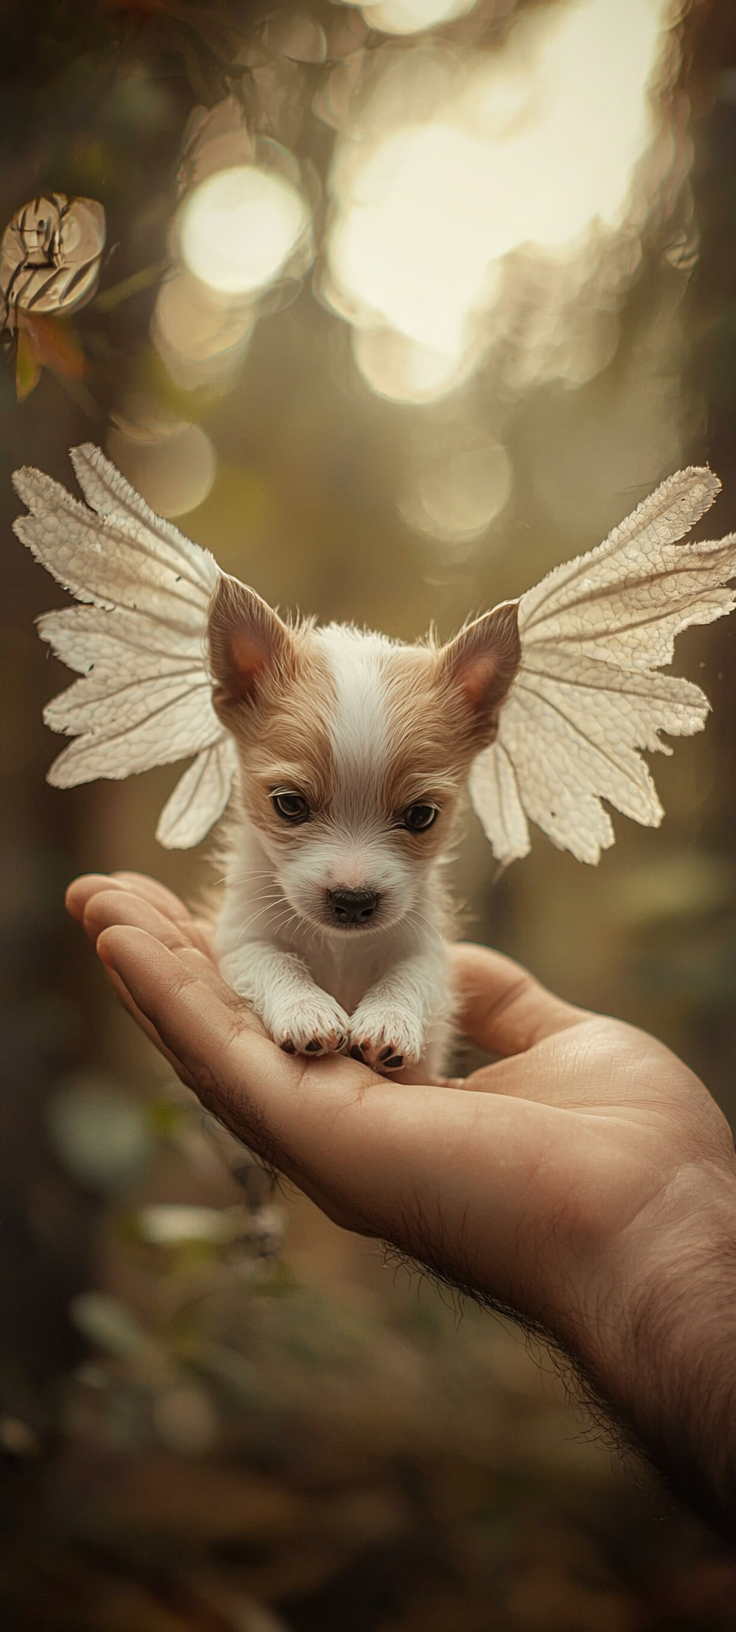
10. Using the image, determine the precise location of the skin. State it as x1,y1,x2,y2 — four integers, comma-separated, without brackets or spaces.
67,871,736,1542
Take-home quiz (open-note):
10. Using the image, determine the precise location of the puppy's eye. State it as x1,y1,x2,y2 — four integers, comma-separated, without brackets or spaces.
272,791,310,823
403,802,439,832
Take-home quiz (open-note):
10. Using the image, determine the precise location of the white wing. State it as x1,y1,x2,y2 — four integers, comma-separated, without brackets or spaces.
470,467,736,865
13,444,233,849
156,738,239,849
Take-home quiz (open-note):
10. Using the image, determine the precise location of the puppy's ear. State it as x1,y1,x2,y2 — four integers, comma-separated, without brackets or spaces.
440,601,521,744
208,575,292,712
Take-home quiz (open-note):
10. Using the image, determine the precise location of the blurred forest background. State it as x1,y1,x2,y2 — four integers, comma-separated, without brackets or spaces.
2,0,736,1626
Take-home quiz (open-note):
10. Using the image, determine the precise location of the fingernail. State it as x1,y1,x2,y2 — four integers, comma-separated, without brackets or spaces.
281,1040,296,1054
383,1054,403,1069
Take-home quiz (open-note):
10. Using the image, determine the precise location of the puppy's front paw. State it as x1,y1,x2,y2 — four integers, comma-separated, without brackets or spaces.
348,1001,425,1073
266,991,350,1058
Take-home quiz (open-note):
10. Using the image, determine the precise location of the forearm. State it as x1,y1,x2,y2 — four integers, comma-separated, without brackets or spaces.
569,1172,736,1542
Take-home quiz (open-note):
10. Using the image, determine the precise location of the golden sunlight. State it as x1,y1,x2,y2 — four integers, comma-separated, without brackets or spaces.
325,0,680,403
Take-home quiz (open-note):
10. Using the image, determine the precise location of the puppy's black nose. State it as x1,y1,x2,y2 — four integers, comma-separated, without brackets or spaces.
327,888,380,925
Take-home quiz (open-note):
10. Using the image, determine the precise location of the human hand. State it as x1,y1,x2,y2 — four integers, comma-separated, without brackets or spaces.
67,871,736,1536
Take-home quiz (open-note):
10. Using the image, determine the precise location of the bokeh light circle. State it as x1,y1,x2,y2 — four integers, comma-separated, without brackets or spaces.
362,0,475,37
179,165,308,296
401,443,513,544
107,414,217,518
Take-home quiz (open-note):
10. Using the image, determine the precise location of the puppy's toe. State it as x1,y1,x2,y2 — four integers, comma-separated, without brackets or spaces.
349,1005,424,1074
270,994,350,1057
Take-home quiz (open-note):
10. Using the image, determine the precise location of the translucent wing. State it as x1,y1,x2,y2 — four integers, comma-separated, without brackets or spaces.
156,738,239,849
470,467,736,865
13,444,232,849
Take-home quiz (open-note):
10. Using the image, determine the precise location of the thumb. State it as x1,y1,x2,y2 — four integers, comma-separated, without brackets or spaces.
452,943,583,1056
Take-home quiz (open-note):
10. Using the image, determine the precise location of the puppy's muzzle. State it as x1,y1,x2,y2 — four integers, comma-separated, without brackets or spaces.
326,887,381,927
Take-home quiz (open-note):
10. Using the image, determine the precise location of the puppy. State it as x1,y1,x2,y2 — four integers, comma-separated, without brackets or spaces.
208,577,521,1081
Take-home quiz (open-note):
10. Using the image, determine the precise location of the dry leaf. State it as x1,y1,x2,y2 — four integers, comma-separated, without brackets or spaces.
14,326,41,401
22,311,86,373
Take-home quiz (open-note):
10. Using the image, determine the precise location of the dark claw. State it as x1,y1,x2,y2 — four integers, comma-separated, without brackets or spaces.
281,1039,296,1054
383,1054,404,1069
305,1038,322,1053
335,1034,346,1048
378,1045,394,1061
350,1044,365,1061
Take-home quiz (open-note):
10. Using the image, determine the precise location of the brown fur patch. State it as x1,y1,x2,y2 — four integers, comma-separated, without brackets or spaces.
377,646,469,824
374,603,521,837
218,620,337,837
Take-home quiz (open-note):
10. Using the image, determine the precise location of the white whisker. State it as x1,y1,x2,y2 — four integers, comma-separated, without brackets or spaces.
235,898,290,943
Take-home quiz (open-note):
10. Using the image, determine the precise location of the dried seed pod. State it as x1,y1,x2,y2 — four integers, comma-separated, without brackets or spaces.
0,193,105,332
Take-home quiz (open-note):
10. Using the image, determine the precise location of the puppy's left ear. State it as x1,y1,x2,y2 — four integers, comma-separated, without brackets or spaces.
440,601,521,744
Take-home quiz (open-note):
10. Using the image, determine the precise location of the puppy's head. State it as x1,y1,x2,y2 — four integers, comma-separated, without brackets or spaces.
208,576,520,937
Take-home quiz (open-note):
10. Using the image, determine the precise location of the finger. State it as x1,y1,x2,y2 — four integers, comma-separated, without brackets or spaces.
80,886,213,961
111,872,205,925
451,943,585,1056
96,922,271,1048
66,871,200,930
66,873,117,922
97,906,264,1028
102,962,200,1092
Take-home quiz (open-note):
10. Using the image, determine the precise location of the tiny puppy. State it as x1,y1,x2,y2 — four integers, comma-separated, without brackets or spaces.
209,577,521,1081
